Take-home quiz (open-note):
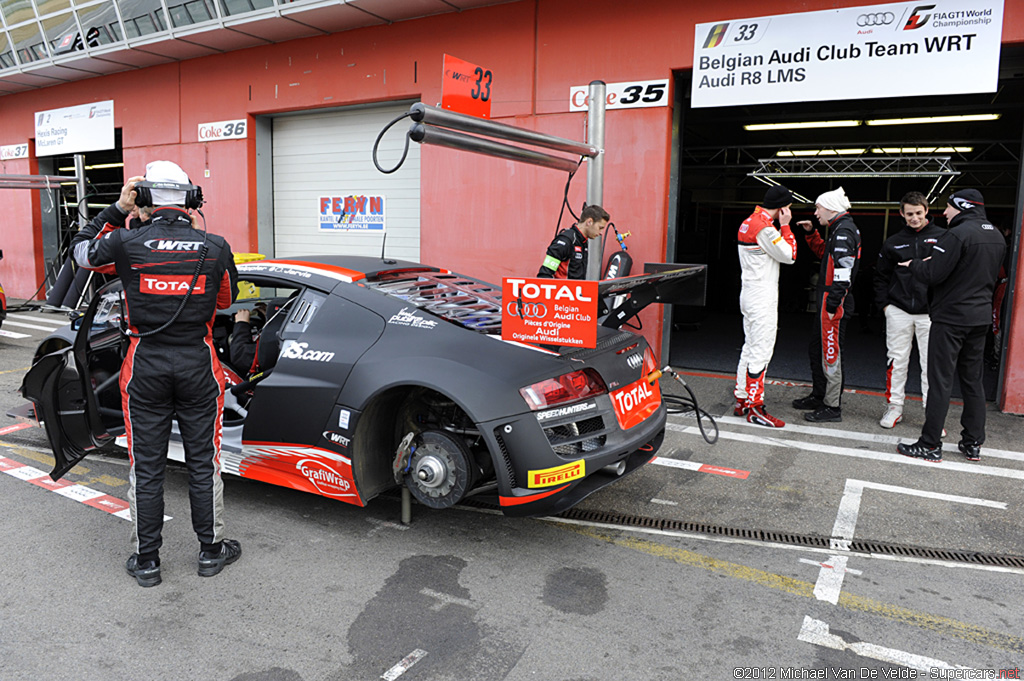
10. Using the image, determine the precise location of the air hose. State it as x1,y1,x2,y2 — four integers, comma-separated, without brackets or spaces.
649,365,718,444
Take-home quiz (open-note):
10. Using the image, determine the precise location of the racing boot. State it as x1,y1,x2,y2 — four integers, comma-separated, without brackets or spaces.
733,397,748,417
747,405,785,428
198,538,242,577
125,554,161,587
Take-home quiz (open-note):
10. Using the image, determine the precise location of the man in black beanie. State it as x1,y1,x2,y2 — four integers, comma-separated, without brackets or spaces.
733,185,797,427
896,189,1006,463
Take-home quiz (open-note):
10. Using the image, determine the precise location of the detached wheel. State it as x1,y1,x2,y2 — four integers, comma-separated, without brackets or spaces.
404,430,477,509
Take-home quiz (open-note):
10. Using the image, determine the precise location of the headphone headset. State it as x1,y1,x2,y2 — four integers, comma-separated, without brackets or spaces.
134,180,204,210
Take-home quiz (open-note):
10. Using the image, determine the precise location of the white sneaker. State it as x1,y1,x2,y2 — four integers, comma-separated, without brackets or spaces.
879,406,903,429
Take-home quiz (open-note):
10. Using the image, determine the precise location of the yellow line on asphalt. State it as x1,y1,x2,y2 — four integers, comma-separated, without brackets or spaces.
0,366,30,375
566,525,1024,655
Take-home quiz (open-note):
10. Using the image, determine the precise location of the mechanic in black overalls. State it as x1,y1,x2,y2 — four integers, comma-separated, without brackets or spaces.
537,205,610,279
72,161,240,587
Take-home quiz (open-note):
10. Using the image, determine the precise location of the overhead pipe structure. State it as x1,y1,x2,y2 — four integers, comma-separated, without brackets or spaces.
407,81,607,277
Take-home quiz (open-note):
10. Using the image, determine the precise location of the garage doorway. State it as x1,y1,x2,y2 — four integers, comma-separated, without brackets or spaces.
268,101,421,261
670,46,1024,400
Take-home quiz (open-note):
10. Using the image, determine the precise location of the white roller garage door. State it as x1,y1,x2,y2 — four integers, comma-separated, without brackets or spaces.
272,102,420,261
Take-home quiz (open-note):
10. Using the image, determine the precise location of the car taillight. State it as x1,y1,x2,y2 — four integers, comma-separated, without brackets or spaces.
519,369,607,410
642,346,658,374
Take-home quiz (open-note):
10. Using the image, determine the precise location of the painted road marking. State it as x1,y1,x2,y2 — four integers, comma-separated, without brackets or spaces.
799,558,862,575
650,498,679,506
701,414,1024,464
0,319,64,332
651,456,749,479
0,423,33,436
798,616,965,671
0,455,169,521
0,328,31,339
666,422,1024,481
4,312,67,327
813,479,1006,605
420,588,476,611
563,523,1024,654
381,649,428,681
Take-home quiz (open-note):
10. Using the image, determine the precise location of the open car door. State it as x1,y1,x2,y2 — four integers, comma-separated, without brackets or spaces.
20,281,127,480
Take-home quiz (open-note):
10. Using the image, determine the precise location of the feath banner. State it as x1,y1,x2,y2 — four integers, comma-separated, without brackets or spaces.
319,194,386,231
691,0,1003,108
34,100,114,157
501,277,598,348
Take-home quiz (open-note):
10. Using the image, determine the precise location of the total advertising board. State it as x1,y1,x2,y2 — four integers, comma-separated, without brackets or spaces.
501,278,598,349
34,100,114,157
691,0,1003,108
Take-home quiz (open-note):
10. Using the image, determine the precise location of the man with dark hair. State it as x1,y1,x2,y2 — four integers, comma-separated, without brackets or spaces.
792,187,861,423
733,185,797,427
873,191,944,429
72,161,241,587
896,189,1006,463
537,205,610,279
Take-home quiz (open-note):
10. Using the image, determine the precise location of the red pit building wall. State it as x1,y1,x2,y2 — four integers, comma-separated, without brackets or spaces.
1,0,1023,408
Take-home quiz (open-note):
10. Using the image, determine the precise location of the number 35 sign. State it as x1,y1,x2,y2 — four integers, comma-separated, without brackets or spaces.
569,79,669,112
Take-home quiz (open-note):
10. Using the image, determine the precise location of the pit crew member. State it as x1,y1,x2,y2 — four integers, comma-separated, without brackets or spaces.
793,187,861,423
733,185,797,427
72,161,240,587
537,205,610,279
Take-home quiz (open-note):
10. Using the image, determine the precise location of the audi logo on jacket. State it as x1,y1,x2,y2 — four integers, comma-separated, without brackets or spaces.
804,212,861,315
72,203,238,345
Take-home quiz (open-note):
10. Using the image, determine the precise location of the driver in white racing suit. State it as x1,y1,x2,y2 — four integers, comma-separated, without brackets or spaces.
734,185,797,427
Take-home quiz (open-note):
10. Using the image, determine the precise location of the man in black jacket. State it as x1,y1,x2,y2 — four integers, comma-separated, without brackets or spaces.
537,205,610,279
873,191,944,429
72,161,241,586
896,189,1006,463
793,187,861,423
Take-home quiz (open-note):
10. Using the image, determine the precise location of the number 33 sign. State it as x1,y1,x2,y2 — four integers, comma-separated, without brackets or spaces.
569,79,670,112
441,54,492,119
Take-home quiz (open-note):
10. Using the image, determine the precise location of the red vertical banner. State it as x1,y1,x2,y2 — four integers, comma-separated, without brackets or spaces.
501,277,598,348
441,54,493,119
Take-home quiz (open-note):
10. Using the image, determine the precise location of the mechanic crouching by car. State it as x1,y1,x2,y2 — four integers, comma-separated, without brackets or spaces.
71,161,241,587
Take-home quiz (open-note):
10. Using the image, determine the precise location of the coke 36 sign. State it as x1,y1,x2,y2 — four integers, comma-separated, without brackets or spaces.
198,119,247,141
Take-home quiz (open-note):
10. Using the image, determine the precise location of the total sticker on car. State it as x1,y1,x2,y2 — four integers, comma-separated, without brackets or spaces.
610,377,661,430
528,459,585,488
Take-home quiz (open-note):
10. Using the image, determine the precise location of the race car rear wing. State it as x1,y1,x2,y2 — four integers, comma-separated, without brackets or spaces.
597,264,707,330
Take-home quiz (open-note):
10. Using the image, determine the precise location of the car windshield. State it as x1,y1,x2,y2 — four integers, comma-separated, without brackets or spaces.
365,271,502,333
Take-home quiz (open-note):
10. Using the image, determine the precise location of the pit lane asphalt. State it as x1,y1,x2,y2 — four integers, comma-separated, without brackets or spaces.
2,320,1023,679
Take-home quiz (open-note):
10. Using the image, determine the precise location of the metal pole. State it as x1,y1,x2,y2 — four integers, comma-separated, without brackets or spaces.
74,154,87,228
409,124,581,174
410,103,599,158
585,81,606,280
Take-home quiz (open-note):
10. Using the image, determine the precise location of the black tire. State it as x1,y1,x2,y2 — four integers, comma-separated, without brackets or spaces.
404,430,477,509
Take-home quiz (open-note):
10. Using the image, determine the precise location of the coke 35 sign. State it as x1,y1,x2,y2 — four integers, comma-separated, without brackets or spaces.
198,119,247,141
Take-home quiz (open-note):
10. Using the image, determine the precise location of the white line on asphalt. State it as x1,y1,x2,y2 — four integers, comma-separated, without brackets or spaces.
651,456,750,479
812,479,1006,604
691,414,1024,463
799,558,862,575
798,616,965,671
420,588,476,611
527,514,1024,574
0,328,31,339
650,498,679,506
4,313,67,328
381,649,428,681
665,422,1024,481
0,319,63,332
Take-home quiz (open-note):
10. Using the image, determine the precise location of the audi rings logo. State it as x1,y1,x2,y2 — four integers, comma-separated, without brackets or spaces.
857,11,894,26
506,301,547,318
626,354,643,370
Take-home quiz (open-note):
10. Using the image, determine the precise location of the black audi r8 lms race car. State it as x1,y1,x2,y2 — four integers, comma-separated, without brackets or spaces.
16,256,698,517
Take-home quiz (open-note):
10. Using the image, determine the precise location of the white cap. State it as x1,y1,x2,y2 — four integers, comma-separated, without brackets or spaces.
815,187,851,213
145,160,190,206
